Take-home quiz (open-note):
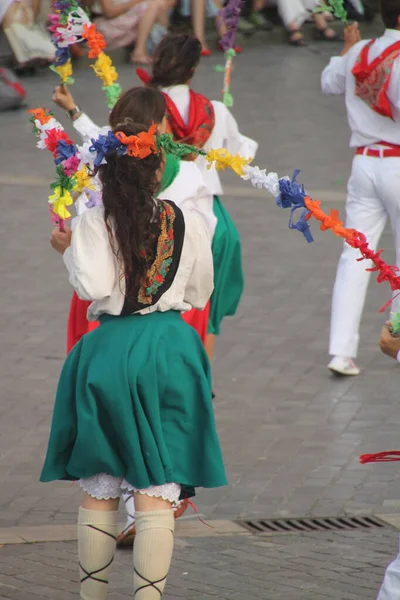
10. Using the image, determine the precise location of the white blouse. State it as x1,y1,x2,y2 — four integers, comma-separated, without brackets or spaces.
72,113,216,237
161,84,259,196
63,205,214,321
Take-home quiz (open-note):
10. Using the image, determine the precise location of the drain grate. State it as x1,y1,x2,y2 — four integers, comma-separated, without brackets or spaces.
236,516,387,535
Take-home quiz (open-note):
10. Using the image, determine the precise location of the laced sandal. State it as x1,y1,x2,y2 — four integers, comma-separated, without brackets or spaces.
314,27,342,41
287,29,306,46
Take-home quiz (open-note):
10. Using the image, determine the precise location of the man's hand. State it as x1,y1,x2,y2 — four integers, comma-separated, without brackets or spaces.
52,85,76,112
379,324,400,360
341,22,361,56
50,227,72,255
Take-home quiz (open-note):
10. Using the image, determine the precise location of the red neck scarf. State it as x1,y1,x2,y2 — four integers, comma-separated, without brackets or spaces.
352,39,400,120
163,89,215,150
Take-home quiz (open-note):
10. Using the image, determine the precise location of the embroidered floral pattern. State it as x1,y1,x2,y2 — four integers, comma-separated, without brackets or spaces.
138,201,175,305
352,40,400,120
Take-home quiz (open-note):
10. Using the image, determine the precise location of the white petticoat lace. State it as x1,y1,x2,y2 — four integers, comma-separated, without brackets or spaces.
79,473,181,503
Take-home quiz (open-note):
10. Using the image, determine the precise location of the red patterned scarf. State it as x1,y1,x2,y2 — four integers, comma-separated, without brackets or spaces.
352,39,400,120
163,90,215,150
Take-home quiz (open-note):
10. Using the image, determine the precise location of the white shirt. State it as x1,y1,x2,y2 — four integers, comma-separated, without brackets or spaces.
63,205,214,321
321,29,400,148
161,84,258,195
72,112,216,237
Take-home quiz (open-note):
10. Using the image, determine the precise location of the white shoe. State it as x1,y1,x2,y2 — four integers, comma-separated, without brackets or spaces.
328,356,360,376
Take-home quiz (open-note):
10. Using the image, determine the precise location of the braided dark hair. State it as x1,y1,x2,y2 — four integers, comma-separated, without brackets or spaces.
96,119,163,301
150,34,202,88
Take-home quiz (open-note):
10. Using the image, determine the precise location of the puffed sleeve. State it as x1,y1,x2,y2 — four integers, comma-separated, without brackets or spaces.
182,209,214,310
63,207,117,301
212,101,258,160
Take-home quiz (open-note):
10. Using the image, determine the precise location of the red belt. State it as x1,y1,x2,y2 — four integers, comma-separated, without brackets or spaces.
356,142,400,158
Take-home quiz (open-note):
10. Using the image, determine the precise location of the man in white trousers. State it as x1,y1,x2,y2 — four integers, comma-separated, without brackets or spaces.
321,2,400,376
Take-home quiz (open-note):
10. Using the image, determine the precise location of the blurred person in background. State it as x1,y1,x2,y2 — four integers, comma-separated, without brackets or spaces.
1,0,54,69
274,0,342,45
81,0,176,64
179,0,243,55
239,0,273,33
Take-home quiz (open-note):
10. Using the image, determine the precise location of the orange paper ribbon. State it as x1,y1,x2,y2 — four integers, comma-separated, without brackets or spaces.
304,196,400,292
28,108,53,125
82,23,107,59
115,123,157,159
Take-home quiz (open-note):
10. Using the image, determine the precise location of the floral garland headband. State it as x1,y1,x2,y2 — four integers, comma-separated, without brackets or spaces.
49,0,121,108
28,108,251,225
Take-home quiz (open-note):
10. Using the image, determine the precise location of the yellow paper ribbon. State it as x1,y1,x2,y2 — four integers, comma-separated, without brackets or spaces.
206,148,251,176
74,167,93,193
49,186,73,220
91,52,118,87
55,60,73,85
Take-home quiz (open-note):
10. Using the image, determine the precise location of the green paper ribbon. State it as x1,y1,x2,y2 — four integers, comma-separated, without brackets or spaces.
223,91,234,107
390,312,400,336
103,83,122,109
157,134,206,158
51,164,77,194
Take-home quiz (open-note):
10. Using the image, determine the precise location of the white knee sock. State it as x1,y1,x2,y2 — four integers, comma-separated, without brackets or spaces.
133,509,175,598
78,507,118,600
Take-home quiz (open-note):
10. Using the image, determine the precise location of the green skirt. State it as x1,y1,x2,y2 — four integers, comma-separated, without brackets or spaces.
208,196,244,335
40,311,227,498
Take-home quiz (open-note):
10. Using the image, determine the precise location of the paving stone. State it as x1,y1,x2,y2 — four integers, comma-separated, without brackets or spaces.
0,17,399,598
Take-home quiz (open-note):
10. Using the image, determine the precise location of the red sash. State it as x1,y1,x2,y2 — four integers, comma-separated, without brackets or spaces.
67,292,210,354
67,292,99,354
163,90,215,150
352,39,400,120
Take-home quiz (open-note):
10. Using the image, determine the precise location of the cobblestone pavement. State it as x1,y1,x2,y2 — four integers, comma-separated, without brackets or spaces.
0,528,398,600
1,16,400,599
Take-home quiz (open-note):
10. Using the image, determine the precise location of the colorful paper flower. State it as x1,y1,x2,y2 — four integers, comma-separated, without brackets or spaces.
75,167,92,192
28,108,54,127
54,45,71,66
92,52,118,86
48,186,73,220
115,123,157,159
85,188,102,209
218,0,245,51
62,155,81,176
242,166,280,196
54,139,78,165
89,131,123,167
104,83,122,109
48,13,61,35
51,59,74,84
206,148,250,175
82,23,106,58
45,128,73,156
